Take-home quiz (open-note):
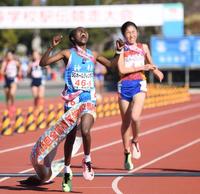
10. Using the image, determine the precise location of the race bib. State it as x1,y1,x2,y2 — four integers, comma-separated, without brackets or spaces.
6,64,17,78
125,54,145,68
31,67,43,78
71,71,94,91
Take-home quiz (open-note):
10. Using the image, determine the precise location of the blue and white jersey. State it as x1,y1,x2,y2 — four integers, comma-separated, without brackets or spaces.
63,48,96,108
64,48,95,92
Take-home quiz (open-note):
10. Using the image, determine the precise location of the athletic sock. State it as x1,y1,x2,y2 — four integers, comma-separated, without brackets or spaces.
64,165,72,174
84,155,91,163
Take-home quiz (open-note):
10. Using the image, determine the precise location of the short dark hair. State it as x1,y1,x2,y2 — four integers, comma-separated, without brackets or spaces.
121,21,138,36
69,27,87,46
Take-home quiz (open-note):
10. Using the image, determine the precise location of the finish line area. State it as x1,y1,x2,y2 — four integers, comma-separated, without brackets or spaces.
1,172,200,178
0,95,200,194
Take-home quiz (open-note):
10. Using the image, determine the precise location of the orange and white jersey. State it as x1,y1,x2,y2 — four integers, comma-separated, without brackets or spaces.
5,60,18,78
121,43,146,81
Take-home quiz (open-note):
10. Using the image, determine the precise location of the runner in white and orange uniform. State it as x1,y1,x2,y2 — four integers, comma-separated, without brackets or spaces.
116,21,164,170
27,51,48,107
0,51,21,116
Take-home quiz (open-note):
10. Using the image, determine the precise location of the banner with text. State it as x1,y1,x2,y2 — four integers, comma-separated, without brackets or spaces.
0,4,180,29
151,36,200,69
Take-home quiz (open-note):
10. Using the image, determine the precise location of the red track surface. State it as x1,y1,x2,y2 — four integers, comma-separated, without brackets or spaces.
0,94,200,194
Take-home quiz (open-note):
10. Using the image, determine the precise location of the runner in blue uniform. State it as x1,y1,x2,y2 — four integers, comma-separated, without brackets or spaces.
38,27,117,192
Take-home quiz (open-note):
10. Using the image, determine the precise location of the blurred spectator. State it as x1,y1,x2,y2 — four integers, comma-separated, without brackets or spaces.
20,55,29,79
0,50,22,116
27,50,50,107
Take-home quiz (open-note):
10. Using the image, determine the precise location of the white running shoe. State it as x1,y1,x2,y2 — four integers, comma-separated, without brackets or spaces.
82,159,94,181
132,141,141,159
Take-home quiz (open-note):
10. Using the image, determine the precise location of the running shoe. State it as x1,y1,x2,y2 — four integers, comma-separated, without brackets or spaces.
62,172,73,192
132,141,141,159
82,159,94,180
124,152,134,170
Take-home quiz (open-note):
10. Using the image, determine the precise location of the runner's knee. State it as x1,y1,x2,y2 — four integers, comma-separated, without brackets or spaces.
131,114,140,123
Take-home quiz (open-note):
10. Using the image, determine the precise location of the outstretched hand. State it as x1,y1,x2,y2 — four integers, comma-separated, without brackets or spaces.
116,39,125,51
51,34,63,48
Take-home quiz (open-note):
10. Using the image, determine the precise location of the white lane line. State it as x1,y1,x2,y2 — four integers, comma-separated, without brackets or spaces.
0,143,34,154
142,103,200,120
112,138,200,194
140,114,200,136
1,114,199,183
92,102,200,132
88,114,200,155
75,187,112,189
1,102,200,154
0,168,34,183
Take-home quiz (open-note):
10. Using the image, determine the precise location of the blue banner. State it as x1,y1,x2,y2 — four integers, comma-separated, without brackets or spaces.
151,36,192,69
190,36,200,68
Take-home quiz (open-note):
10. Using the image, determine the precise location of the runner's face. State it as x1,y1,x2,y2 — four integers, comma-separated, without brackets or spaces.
74,27,89,46
124,25,138,44
33,51,40,60
6,52,14,61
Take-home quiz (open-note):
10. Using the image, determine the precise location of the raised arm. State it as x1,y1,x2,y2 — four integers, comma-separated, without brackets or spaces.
92,39,128,70
94,52,111,68
39,34,70,67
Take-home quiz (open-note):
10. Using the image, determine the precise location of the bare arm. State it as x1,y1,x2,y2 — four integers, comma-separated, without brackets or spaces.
101,64,107,74
94,52,111,68
39,34,70,67
113,39,154,75
40,48,69,67
0,61,6,76
92,39,126,69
